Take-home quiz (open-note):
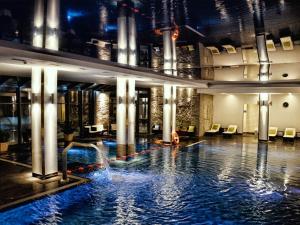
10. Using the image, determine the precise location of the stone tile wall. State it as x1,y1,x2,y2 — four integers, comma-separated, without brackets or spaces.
199,94,214,136
150,87,200,133
95,92,110,128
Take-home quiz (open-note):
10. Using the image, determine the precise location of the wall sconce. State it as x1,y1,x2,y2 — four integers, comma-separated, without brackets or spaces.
33,26,43,35
32,94,40,104
129,97,135,104
172,99,178,104
49,93,55,104
258,100,272,106
48,28,58,36
118,96,124,104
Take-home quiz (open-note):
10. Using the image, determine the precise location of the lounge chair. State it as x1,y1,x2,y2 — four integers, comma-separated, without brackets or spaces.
223,125,237,136
283,128,296,141
206,124,221,135
187,126,196,137
269,127,278,139
84,124,106,136
152,124,161,135
177,126,196,137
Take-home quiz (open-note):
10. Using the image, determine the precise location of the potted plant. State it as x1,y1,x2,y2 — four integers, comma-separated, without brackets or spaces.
0,130,10,152
64,127,75,142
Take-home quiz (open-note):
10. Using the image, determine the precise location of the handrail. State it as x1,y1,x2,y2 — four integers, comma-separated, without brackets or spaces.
62,142,108,181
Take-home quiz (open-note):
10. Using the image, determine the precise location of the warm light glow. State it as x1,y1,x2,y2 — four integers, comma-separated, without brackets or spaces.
260,93,269,101
33,33,43,48
45,0,60,50
46,33,59,51
128,15,137,66
260,75,268,82
163,30,173,75
117,13,128,64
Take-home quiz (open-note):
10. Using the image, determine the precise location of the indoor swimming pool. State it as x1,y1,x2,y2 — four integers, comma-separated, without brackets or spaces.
1,140,300,225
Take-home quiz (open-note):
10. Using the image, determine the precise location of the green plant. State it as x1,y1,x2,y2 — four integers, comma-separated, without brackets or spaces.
63,127,75,135
0,130,10,142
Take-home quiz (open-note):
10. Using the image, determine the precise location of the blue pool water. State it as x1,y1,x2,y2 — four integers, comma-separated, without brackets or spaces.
1,140,300,224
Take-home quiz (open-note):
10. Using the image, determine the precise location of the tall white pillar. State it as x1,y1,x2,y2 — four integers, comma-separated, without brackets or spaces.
45,0,60,51
258,93,269,141
31,0,59,178
163,30,173,75
117,77,127,152
171,38,177,76
117,4,128,64
33,0,44,48
163,84,172,143
257,34,270,141
128,10,137,66
128,79,136,150
44,67,58,175
31,66,42,176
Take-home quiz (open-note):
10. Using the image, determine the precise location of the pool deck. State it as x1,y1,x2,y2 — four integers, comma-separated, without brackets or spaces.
0,158,89,212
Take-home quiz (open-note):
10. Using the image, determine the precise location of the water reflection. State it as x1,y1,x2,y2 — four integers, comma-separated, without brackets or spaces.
256,142,268,177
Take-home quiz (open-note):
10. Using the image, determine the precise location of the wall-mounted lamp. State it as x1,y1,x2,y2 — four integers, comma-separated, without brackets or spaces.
49,93,55,104
258,100,272,106
48,28,58,36
32,94,40,104
129,97,135,104
33,26,43,35
118,96,124,104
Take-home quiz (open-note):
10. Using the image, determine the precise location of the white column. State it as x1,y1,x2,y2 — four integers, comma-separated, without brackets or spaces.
171,38,177,76
31,0,60,178
128,79,135,150
32,0,44,177
31,67,42,176
257,34,270,141
163,84,172,143
171,85,176,133
163,30,173,75
258,93,269,141
45,0,60,51
44,67,58,175
128,10,137,66
117,4,128,64
117,77,127,151
33,0,44,48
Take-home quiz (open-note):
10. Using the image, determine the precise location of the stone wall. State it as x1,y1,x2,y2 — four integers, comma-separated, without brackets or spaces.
151,44,201,79
150,87,163,128
150,87,200,133
177,88,199,130
199,94,214,136
95,92,110,128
